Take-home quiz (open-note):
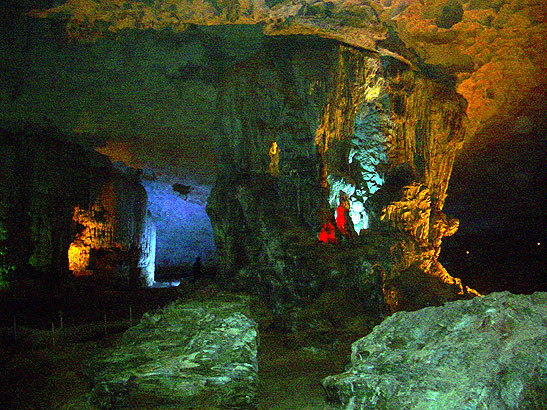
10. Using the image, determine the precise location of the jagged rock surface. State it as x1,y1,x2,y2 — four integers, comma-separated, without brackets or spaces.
85,294,258,409
0,129,153,285
323,292,547,410
0,130,110,281
208,37,474,316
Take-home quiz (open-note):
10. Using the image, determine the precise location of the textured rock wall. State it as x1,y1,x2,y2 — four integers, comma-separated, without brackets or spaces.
208,37,474,316
373,0,547,141
208,36,335,278
0,128,152,285
0,129,107,282
368,67,477,311
316,48,476,313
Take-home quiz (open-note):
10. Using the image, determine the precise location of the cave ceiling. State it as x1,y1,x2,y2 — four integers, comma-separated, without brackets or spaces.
1,0,546,198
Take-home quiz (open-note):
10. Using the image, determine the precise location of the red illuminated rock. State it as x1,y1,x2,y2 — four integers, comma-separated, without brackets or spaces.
207,36,476,316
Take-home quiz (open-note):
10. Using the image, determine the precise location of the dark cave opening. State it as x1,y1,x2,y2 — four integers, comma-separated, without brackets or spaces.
441,120,547,295
440,229,546,295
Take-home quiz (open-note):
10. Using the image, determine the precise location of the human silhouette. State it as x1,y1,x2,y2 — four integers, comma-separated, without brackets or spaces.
191,257,202,283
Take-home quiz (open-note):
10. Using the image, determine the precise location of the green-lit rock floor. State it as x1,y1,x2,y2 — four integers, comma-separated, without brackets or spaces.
0,326,358,410
0,282,369,410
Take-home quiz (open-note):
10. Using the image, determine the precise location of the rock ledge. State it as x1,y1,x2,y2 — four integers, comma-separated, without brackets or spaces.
323,291,547,410
85,294,258,409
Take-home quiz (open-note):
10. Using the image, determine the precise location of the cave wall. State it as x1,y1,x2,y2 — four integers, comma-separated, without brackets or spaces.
208,36,334,277
68,170,150,284
207,37,476,316
0,129,101,282
0,129,153,286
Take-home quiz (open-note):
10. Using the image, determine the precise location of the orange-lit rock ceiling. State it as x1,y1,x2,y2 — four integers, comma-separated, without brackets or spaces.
30,0,547,153
377,0,547,143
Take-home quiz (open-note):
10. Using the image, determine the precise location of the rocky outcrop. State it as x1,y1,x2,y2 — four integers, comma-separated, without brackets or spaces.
85,294,258,409
207,36,474,316
207,36,334,282
323,291,547,410
315,50,473,314
373,0,547,140
0,128,153,286
68,170,150,284
0,129,109,282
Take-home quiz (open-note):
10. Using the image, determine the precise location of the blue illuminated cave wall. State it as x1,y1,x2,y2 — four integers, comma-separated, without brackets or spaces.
141,175,217,274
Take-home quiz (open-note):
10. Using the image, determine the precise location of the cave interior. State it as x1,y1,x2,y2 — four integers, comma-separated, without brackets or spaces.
0,0,546,408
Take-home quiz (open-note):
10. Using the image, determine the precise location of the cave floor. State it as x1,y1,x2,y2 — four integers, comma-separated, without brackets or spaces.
0,282,359,410
257,330,353,410
0,329,351,409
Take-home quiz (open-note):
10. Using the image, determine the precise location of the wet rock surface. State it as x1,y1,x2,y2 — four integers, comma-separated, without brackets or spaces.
84,294,258,409
323,291,547,410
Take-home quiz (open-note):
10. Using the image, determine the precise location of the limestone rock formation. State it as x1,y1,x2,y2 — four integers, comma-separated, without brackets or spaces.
372,0,547,140
85,294,258,409
323,291,547,410
0,128,154,286
137,210,156,286
207,35,475,315
68,171,150,284
0,129,110,282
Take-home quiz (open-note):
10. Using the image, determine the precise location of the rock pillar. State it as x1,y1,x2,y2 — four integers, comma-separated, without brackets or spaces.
208,38,477,316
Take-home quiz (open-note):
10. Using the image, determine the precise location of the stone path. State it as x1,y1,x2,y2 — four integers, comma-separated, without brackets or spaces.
257,331,356,410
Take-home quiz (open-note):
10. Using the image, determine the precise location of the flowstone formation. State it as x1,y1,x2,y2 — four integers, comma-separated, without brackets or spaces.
207,34,477,320
84,294,258,410
323,291,547,410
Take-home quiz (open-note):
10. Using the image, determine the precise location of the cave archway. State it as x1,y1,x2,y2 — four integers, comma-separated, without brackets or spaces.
140,176,217,283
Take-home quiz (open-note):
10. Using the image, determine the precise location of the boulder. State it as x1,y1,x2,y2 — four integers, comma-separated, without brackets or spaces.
85,294,258,409
323,292,547,410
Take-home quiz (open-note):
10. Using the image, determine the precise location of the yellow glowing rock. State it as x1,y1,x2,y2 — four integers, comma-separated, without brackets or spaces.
267,141,280,177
